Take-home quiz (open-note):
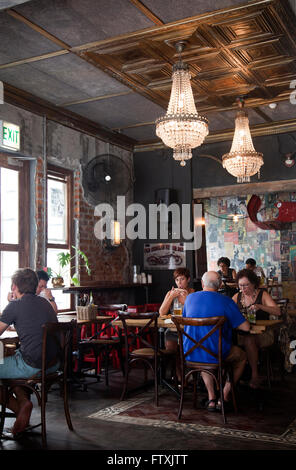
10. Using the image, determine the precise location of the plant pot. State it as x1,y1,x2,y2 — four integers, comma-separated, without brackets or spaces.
52,276,64,287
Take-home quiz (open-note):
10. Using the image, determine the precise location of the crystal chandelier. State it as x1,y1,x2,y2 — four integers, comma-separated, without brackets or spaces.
155,41,209,167
222,98,263,183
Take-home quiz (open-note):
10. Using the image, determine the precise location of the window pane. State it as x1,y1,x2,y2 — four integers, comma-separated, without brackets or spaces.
1,168,19,244
47,248,71,310
47,178,67,244
0,251,18,313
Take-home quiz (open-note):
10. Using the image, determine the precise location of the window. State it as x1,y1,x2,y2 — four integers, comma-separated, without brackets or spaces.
47,165,73,311
0,158,29,312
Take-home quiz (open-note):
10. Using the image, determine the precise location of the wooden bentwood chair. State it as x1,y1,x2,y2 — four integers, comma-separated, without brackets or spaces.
172,316,237,424
118,311,175,406
260,298,289,389
76,304,127,388
0,321,74,447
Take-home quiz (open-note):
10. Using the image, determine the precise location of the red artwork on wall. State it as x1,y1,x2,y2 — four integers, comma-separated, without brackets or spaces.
247,195,293,230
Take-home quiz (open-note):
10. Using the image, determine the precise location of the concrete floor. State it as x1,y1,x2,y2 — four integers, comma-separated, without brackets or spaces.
1,369,296,454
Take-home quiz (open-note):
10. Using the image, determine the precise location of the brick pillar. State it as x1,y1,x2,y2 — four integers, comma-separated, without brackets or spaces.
35,156,46,269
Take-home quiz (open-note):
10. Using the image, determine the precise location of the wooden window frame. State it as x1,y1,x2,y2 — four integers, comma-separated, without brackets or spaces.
46,163,74,312
0,156,30,268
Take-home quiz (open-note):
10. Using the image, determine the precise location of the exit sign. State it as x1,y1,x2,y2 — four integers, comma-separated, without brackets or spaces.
0,121,20,151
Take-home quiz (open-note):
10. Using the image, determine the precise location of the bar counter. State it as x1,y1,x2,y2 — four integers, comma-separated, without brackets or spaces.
63,283,150,305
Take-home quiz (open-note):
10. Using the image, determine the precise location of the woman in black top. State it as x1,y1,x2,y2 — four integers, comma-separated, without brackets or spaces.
217,257,237,297
217,256,237,282
232,269,281,388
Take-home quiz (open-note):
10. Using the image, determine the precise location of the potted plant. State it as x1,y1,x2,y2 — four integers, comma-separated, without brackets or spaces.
48,246,91,287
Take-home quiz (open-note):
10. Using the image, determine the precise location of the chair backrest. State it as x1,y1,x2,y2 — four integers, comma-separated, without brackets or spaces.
98,304,127,313
172,316,226,364
275,298,289,319
41,321,74,382
117,311,159,353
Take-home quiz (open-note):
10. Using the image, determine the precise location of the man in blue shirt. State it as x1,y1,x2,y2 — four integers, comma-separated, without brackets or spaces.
183,271,249,410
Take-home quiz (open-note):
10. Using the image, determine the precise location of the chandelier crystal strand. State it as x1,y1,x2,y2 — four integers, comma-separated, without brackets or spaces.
155,43,209,166
222,100,263,183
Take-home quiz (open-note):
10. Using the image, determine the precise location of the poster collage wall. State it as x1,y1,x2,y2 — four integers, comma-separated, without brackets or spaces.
204,191,296,282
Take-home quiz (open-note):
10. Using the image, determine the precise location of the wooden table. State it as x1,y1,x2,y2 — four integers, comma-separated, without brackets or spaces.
112,317,174,330
286,309,296,318
249,319,283,334
0,328,19,357
57,313,111,324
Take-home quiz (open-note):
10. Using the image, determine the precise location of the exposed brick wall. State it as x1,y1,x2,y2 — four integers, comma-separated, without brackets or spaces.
74,169,132,285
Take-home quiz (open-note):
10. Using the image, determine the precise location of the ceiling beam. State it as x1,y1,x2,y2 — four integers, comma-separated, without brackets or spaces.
3,83,136,150
128,0,164,26
193,179,296,198
59,91,133,107
7,9,71,50
133,117,296,152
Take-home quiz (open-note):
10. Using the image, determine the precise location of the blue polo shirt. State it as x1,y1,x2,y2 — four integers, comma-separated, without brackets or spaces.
182,291,246,363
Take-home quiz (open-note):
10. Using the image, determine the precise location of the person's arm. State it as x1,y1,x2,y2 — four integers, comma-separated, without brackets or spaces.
0,320,9,336
237,320,250,332
253,291,281,317
159,288,182,317
40,288,58,314
232,269,237,280
228,298,250,332
159,290,174,317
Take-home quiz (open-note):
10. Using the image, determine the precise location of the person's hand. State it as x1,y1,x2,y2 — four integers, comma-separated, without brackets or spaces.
169,287,184,299
169,287,188,303
178,289,188,303
7,291,16,301
40,288,53,300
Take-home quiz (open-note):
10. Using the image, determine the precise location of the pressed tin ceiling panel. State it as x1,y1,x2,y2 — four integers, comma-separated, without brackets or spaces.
0,10,62,64
66,92,164,129
0,0,295,149
0,1,30,9
141,0,251,23
14,0,155,46
0,62,93,103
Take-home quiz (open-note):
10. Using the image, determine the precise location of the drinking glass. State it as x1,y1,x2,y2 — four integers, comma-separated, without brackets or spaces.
173,298,183,316
247,305,256,324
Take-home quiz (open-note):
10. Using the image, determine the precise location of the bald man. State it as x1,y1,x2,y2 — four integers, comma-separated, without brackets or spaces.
182,271,250,411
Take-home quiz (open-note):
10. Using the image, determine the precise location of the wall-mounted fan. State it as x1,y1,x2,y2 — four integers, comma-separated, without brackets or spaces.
82,154,133,206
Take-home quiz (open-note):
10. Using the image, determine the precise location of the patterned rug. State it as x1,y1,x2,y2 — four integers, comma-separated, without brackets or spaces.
88,383,296,447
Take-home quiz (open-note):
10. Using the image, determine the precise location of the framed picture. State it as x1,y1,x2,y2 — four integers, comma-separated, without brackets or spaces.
143,243,186,270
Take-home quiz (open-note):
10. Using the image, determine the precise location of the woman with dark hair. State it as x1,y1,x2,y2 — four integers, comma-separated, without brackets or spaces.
217,256,237,297
217,256,237,282
232,269,281,388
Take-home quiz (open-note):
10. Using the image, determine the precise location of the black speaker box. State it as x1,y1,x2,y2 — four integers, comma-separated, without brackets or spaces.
155,188,177,206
